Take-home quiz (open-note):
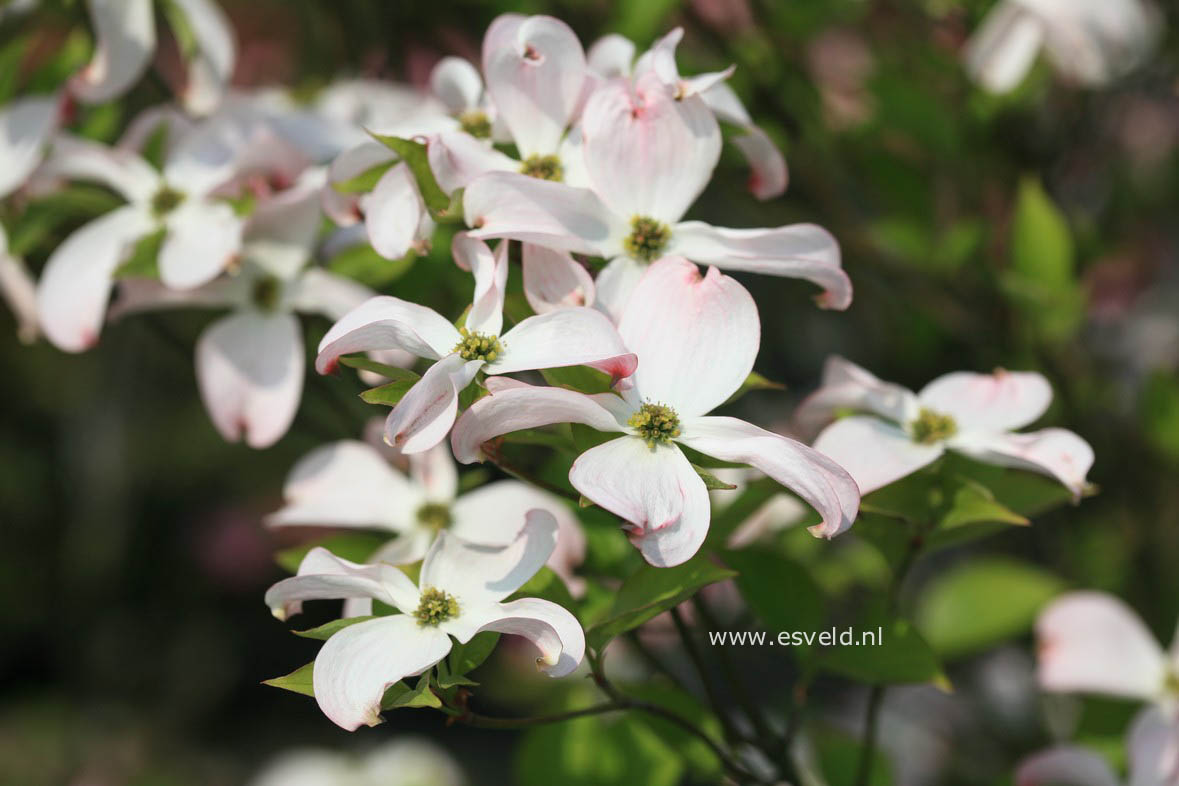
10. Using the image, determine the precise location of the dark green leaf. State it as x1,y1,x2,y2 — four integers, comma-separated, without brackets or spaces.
692,464,737,490
721,371,787,406
326,243,416,288
540,365,615,394
360,377,419,407
113,229,166,279
446,631,501,679
586,555,737,651
294,616,379,640
821,601,945,685
724,547,826,634
332,161,394,194
369,134,451,217
381,670,442,709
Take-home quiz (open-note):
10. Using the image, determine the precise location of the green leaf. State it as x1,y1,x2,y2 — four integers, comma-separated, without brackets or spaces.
332,161,394,194
916,557,1066,658
724,547,826,634
294,616,378,640
622,683,724,779
275,532,390,574
570,423,616,453
263,661,315,697
369,134,451,217
814,728,894,786
515,694,683,786
540,365,614,394
586,555,737,651
338,356,418,379
360,374,420,407
1010,176,1073,287
113,229,166,279
721,371,786,406
821,600,945,685
381,670,442,710
511,566,577,612
937,478,1028,529
446,631,501,679
326,243,416,288
692,464,737,491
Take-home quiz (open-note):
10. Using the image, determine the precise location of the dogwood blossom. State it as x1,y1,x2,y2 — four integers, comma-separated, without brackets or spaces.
264,511,585,730
451,257,859,566
586,27,788,200
267,439,585,592
71,0,236,113
964,0,1162,94
797,356,1094,497
36,111,307,352
315,233,636,453
1025,592,1179,786
250,739,466,786
1015,709,1179,786
109,169,370,447
0,225,37,343
463,70,848,319
0,95,61,200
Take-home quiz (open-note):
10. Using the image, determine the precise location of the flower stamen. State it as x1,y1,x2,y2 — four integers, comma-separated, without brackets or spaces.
623,216,671,262
453,327,504,362
150,186,185,218
413,587,459,626
252,275,282,312
628,401,681,449
416,502,452,532
459,110,492,139
519,154,564,182
910,408,957,445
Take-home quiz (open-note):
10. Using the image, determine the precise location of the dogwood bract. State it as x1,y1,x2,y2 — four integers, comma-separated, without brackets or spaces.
462,68,849,320
451,257,859,567
1015,709,1179,786
315,233,637,453
108,169,370,448
264,511,585,731
267,439,585,591
797,356,1094,497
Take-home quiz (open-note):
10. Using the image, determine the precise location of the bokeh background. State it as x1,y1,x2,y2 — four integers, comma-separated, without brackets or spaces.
2,0,1178,784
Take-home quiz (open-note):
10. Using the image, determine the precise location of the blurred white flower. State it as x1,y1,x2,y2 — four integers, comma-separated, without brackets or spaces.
964,0,1163,94
250,738,465,786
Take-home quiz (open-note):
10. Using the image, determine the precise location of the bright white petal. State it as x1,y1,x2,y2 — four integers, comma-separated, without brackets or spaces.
793,355,919,440
266,440,418,532
581,72,720,223
679,416,861,539
426,130,517,194
587,33,636,78
949,428,1094,500
570,437,710,567
450,381,624,463
408,442,459,504
454,233,508,336
617,257,758,417
361,162,426,261
918,370,1054,433
592,255,645,323
469,597,584,676
464,171,627,256
40,133,160,203
1015,746,1120,786
159,199,244,290
264,546,420,619
313,615,451,730
812,415,943,496
482,14,586,157
429,57,484,113
522,242,595,313
384,354,483,454
491,307,637,379
421,509,558,604
316,296,461,373
71,0,156,104
1036,591,1168,701
670,221,850,310
322,142,395,226
36,205,154,352
196,311,303,449
964,2,1045,94
0,95,58,199
366,530,435,569
171,0,236,115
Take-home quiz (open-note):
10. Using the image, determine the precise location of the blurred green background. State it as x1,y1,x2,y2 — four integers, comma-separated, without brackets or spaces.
2,0,1178,783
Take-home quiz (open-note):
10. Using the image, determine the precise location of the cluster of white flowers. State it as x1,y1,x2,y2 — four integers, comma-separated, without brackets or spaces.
0,4,1103,740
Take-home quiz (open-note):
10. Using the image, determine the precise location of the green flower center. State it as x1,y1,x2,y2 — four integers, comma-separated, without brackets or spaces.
150,186,185,218
416,502,452,532
414,587,459,626
623,216,671,262
453,327,504,362
1165,669,1179,696
628,402,681,448
519,154,564,182
910,408,957,445
252,275,282,312
459,110,492,139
